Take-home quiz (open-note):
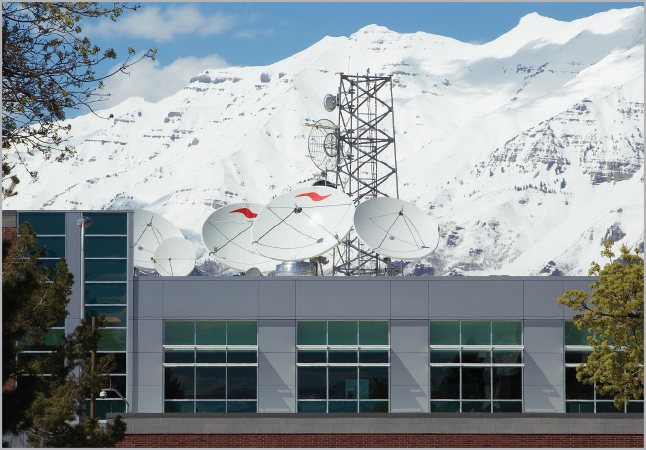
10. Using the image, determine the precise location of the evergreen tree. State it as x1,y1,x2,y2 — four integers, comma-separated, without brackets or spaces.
557,240,644,409
3,223,125,447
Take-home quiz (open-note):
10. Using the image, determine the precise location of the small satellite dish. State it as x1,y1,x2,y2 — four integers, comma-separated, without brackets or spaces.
244,267,262,277
252,186,354,261
353,197,440,260
133,210,184,270
323,94,337,112
153,237,196,276
201,203,278,274
308,119,338,172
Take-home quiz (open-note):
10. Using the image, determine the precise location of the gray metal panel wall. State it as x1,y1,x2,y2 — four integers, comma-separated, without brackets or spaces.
258,320,296,413
64,212,83,328
429,279,524,318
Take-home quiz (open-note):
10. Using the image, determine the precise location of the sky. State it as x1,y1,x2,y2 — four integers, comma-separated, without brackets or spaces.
75,1,642,117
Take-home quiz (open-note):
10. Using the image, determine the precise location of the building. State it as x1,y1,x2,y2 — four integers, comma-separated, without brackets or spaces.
3,210,643,448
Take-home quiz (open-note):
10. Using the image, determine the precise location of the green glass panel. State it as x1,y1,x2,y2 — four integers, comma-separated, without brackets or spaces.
227,350,257,364
196,367,226,399
565,401,594,413
36,237,65,258
492,321,521,345
85,283,127,304
565,367,594,400
359,350,389,364
164,350,194,364
165,321,194,345
227,401,256,413
97,329,126,351
359,401,388,413
462,367,491,399
85,305,127,327
97,353,126,373
328,321,357,345
165,367,194,400
462,350,491,364
461,321,490,345
430,401,460,412
430,350,460,364
44,329,65,347
596,402,623,413
196,350,225,364
359,367,388,399
196,321,225,345
85,236,127,258
298,350,326,363
37,259,59,279
462,401,491,413
227,366,256,399
196,401,226,413
297,321,326,345
227,321,257,345
328,350,357,364
84,213,127,235
430,367,460,399
90,400,126,420
328,401,357,413
492,367,522,399
19,212,65,235
85,259,127,282
492,350,522,364
297,401,326,413
627,402,644,413
164,401,194,413
359,321,388,345
429,321,459,345
493,401,522,413
565,321,592,346
297,367,326,400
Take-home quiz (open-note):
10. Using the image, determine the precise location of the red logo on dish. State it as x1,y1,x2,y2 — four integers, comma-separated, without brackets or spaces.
295,192,331,202
230,208,258,218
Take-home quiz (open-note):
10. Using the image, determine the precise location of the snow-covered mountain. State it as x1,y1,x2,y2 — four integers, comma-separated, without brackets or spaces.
5,7,644,276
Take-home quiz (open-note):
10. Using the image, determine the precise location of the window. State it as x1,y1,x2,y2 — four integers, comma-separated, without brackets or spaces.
430,321,523,413
564,321,643,413
163,321,258,413
296,321,389,413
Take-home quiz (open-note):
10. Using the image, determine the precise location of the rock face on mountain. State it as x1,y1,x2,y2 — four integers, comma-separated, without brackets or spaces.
5,7,644,276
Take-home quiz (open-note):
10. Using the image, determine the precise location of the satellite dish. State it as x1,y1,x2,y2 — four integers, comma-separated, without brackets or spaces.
308,119,339,172
201,203,278,274
323,94,337,112
133,210,184,270
244,267,262,277
153,237,196,276
353,197,440,260
252,186,354,261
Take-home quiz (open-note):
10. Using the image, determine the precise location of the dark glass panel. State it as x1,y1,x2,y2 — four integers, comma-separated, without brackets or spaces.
227,366,256,399
84,213,127,235
85,259,127,282
92,400,126,420
85,305,126,327
19,212,65,235
36,237,65,257
359,401,388,413
227,350,257,364
462,401,491,412
227,401,256,413
462,367,491,399
565,351,592,364
627,402,644,413
565,321,592,346
298,350,326,364
565,401,594,413
493,401,523,413
359,321,388,345
359,367,388,400
430,350,460,364
359,350,389,364
492,368,522,400
565,367,593,400
37,259,59,278
430,367,460,399
196,321,225,345
97,353,126,374
430,401,460,412
329,366,357,399
596,402,623,413
85,236,127,258
461,322,490,345
97,329,126,351
462,350,491,364
107,375,126,395
328,401,357,413
196,401,225,413
297,401,326,413
164,401,194,413
165,367,194,400
492,350,522,364
328,350,357,364
297,367,326,400
227,321,257,345
165,321,194,345
492,321,522,345
297,321,326,345
85,283,127,304
328,321,357,345
196,367,226,399
164,350,194,364
196,350,225,364
429,321,459,345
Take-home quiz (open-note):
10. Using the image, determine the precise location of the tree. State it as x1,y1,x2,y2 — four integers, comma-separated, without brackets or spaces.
2,2,156,198
557,240,644,409
3,223,126,447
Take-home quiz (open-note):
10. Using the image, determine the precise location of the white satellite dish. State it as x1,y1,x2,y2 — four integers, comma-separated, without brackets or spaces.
252,186,354,261
133,209,184,270
153,237,196,276
323,94,337,112
353,197,440,260
201,203,278,274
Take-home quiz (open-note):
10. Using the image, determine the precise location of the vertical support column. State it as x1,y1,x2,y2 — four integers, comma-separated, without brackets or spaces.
390,320,430,412
257,320,296,413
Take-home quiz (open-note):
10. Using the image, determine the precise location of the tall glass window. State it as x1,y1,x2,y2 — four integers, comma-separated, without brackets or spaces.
430,321,523,413
296,321,389,413
564,321,643,413
163,321,258,413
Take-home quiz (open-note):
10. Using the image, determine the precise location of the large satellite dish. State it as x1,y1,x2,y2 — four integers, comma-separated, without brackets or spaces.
133,209,184,270
153,237,196,276
202,203,278,274
353,197,440,260
308,119,339,172
252,186,354,261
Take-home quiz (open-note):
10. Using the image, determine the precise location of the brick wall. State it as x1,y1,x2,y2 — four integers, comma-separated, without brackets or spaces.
117,433,644,448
